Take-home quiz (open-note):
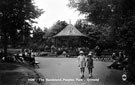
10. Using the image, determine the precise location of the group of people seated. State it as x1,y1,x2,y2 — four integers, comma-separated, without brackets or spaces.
0,49,36,66
56,46,90,56
21,49,36,65
108,51,128,70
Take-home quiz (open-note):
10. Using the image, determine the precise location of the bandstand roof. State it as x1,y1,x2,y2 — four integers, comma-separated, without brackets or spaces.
53,24,87,37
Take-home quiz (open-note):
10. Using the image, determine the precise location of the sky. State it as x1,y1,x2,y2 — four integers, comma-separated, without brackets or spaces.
33,0,85,29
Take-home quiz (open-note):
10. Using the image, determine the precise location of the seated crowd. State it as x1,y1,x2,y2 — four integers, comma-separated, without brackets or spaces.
0,49,36,66
108,51,128,70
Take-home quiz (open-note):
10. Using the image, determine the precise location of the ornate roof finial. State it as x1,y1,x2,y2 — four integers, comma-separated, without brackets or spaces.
69,20,71,24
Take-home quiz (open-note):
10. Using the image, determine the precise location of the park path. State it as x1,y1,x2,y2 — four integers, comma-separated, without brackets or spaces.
36,57,127,85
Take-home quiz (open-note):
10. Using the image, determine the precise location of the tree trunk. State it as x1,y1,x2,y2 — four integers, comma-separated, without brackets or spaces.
127,49,135,83
125,41,135,83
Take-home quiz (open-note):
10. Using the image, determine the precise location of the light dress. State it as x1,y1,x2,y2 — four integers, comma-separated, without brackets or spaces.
78,55,86,68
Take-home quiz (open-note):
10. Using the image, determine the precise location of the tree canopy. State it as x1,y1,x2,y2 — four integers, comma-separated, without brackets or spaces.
68,0,135,82
0,0,44,56
68,0,135,49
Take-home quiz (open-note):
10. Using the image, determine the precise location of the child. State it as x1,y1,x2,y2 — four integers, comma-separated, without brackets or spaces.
86,51,94,78
77,51,86,78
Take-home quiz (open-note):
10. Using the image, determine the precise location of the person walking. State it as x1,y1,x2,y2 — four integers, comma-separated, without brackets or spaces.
86,51,94,78
77,51,86,78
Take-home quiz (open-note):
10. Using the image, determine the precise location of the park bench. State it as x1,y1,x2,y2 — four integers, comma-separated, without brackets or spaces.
30,60,40,68
33,61,40,68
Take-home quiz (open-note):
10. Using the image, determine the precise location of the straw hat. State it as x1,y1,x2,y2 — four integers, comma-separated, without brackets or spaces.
79,51,84,54
88,52,92,56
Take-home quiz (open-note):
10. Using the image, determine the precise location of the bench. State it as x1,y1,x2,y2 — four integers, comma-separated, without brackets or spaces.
31,61,40,68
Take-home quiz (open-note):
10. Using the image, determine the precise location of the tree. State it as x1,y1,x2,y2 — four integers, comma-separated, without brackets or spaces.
68,0,135,82
68,0,121,41
75,19,112,49
0,0,44,57
43,20,68,47
68,0,114,25
33,27,44,43
68,0,135,48
50,20,68,36
30,27,45,51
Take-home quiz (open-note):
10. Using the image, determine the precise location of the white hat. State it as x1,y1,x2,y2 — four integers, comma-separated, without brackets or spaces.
79,51,84,54
112,53,115,55
88,52,92,55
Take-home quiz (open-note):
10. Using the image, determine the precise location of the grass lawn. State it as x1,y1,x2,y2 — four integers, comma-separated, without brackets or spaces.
0,62,42,85
0,63,19,70
0,72,27,85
